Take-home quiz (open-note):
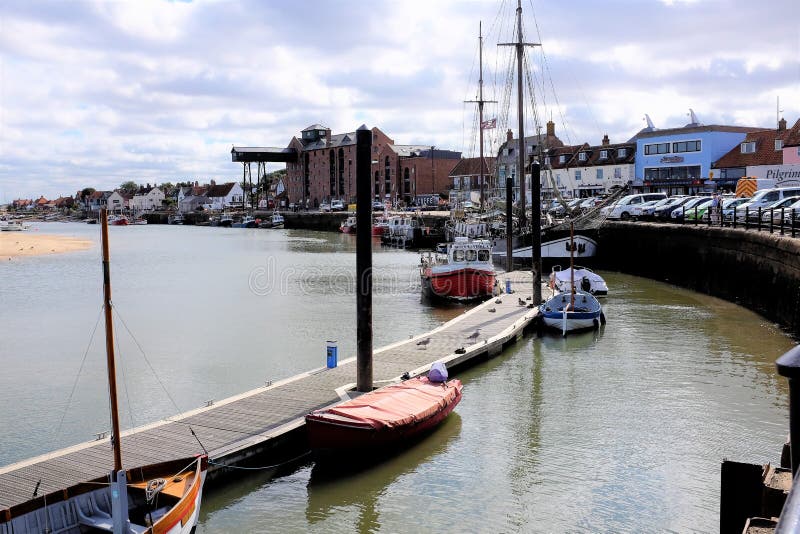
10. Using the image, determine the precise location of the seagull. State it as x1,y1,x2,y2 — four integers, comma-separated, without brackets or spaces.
455,347,466,354
518,298,526,306
494,298,502,304
465,329,481,342
416,338,431,349
526,296,532,301
488,307,496,313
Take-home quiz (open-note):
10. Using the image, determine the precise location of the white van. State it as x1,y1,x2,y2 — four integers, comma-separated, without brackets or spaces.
603,193,667,220
737,187,800,214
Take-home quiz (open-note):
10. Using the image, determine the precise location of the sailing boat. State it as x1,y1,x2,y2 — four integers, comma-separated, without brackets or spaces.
0,209,208,534
539,222,604,336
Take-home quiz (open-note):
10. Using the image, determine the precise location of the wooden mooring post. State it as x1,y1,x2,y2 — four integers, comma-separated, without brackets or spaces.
356,124,373,392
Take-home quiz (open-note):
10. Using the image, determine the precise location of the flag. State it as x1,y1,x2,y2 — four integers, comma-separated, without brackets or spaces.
481,118,497,130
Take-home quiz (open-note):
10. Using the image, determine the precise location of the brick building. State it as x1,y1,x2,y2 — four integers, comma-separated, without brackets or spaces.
284,124,460,208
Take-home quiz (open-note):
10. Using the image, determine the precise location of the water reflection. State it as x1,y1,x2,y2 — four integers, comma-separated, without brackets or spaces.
305,414,462,532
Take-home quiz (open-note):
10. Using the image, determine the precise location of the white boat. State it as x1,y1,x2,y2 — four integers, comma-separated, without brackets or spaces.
540,290,604,336
549,266,608,296
271,211,284,228
503,234,598,261
539,222,605,336
0,221,30,231
0,209,208,534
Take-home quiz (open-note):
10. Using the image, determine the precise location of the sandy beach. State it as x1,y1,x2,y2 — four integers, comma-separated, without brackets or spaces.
0,233,93,259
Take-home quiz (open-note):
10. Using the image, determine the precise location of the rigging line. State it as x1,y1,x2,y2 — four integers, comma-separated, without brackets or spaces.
115,321,136,430
208,451,311,471
111,305,185,419
51,305,104,453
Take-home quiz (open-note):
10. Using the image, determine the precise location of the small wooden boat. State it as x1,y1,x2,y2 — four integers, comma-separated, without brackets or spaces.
540,289,604,336
305,375,462,452
0,209,208,533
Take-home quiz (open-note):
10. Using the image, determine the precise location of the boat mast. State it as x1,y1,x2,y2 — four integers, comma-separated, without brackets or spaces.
499,1,540,228
100,208,123,472
569,221,575,309
465,22,496,212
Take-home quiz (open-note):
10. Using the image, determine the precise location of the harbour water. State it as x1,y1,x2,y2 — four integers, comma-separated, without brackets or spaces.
0,222,795,532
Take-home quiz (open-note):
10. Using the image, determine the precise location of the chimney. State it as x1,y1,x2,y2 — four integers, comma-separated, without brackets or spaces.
546,120,555,137
602,134,610,146
506,129,513,143
210,179,216,186
194,181,198,187
325,128,332,148
779,117,787,131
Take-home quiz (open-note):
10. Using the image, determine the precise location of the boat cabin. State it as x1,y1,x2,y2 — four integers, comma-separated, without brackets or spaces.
445,237,492,265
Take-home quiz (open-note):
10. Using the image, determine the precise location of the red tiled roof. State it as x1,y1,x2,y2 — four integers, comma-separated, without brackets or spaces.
713,123,798,168
783,119,800,148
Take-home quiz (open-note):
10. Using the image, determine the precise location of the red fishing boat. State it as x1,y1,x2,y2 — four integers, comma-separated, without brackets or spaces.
305,375,462,451
420,237,496,302
339,216,356,234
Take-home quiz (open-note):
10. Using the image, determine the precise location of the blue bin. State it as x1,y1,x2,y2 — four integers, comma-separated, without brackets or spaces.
505,279,512,294
326,341,338,368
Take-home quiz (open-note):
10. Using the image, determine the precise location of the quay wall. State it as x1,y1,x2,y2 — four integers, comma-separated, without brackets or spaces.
274,211,349,231
596,222,800,337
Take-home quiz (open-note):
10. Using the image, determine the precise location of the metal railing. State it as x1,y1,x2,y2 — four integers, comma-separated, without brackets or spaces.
652,206,800,238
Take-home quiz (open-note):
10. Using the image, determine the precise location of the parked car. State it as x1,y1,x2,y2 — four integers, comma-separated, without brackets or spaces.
603,193,667,220
736,187,800,218
319,202,331,212
683,198,715,221
652,196,691,219
331,200,345,211
670,196,708,220
372,200,385,211
630,199,666,220
720,197,750,221
758,196,800,224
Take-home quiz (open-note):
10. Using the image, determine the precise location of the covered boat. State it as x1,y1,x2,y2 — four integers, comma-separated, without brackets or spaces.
339,215,356,234
305,376,462,452
549,266,608,296
420,237,496,303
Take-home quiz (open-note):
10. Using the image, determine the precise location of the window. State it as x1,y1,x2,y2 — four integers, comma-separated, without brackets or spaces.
575,170,582,181
466,249,477,261
596,169,603,180
741,142,756,154
478,249,490,261
644,143,670,155
614,168,622,179
454,250,465,262
559,155,566,164
600,150,608,159
544,156,550,165
578,152,587,162
672,140,701,153
775,139,784,151
618,148,627,158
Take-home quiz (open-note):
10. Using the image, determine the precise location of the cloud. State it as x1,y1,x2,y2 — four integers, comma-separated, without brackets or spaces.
0,0,798,200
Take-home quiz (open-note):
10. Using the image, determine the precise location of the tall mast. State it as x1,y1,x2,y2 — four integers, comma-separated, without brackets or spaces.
465,22,496,212
499,0,540,226
100,209,123,472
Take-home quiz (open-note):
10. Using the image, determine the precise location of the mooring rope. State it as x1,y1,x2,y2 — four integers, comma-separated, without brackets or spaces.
207,451,311,471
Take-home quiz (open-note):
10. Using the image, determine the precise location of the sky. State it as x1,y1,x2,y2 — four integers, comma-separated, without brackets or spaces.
1,0,798,201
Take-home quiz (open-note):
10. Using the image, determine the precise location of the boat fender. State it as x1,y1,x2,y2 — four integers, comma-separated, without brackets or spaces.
429,362,448,383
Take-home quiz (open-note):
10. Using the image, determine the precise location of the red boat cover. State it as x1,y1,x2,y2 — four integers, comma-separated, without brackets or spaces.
307,377,462,430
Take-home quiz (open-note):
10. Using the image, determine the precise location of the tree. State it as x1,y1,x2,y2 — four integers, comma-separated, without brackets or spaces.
81,187,96,199
120,181,139,195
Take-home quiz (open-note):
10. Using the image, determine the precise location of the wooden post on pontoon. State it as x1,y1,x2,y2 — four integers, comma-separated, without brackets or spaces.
356,125,373,393
532,159,542,304
506,177,513,272
100,208,123,472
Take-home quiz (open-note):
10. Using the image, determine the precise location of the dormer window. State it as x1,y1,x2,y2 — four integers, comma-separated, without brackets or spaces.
578,152,587,162
600,150,608,159
775,139,783,151
559,155,566,164
617,148,627,158
741,141,756,154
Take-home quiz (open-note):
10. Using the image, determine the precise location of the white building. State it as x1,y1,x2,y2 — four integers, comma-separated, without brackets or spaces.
130,186,165,211
205,182,244,210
